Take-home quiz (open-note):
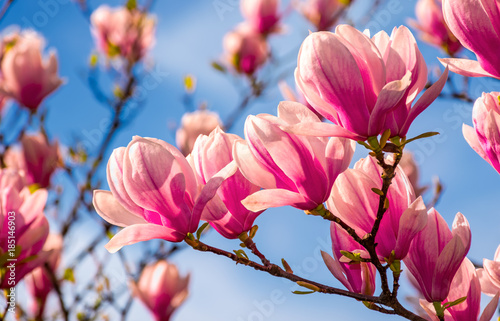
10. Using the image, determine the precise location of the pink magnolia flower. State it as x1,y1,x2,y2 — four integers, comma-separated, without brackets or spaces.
327,156,428,261
299,0,350,31
241,0,281,35
175,110,222,156
130,261,189,321
404,209,471,303
223,24,269,75
234,101,355,212
93,136,237,253
440,0,500,78
0,169,49,289
321,222,376,295
462,92,500,175
477,245,500,296
291,25,448,140
0,30,63,111
25,234,64,319
419,259,499,321
409,0,462,56
4,133,62,188
91,5,156,61
191,127,263,239
278,81,323,119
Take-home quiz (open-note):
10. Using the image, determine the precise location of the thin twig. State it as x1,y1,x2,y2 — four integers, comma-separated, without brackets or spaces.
44,263,69,321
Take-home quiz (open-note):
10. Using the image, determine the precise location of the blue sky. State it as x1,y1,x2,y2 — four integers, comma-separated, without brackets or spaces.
2,0,500,320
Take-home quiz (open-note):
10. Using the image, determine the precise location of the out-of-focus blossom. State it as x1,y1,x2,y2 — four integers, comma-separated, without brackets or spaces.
191,127,263,239
327,156,427,261
404,209,471,303
0,169,49,288
0,30,63,111
291,25,448,141
409,0,462,56
440,0,500,79
298,0,350,31
93,136,237,253
477,245,500,296
175,109,222,156
321,222,376,295
131,261,189,321
391,151,427,197
241,0,281,35
419,259,499,321
4,133,62,188
91,5,156,62
223,24,268,75
25,234,64,319
463,92,500,175
234,101,355,212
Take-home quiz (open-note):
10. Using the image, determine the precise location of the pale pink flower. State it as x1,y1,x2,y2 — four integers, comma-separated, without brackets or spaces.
93,136,237,253
404,209,471,303
291,25,448,140
191,127,263,239
91,5,156,61
397,152,427,197
440,0,500,78
462,92,500,175
4,133,62,188
278,81,322,119
130,261,189,321
0,169,49,288
477,245,500,296
175,110,222,156
327,156,428,261
0,30,62,111
234,101,355,212
25,234,64,319
419,259,499,321
222,24,268,75
241,0,281,35
409,0,462,56
299,0,350,31
321,222,376,295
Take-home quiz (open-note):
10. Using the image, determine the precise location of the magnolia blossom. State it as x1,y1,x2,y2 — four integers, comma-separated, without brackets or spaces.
191,127,263,239
4,133,62,188
93,136,236,253
419,259,499,321
278,81,322,119
409,0,462,56
240,0,281,35
291,25,448,140
322,222,376,295
175,109,222,156
91,5,156,61
440,0,500,78
131,261,189,321
0,169,49,288
463,92,500,175
0,30,63,111
404,209,471,303
477,245,500,296
25,234,64,319
234,101,355,212
222,24,268,75
327,156,428,261
299,0,350,31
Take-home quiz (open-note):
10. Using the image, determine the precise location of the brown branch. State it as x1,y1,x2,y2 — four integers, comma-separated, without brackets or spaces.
44,263,69,321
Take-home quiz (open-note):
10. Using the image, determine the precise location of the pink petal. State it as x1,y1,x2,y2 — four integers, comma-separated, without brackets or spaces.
105,224,185,253
401,66,449,136
463,124,491,165
321,250,352,292
241,188,310,212
282,121,364,140
233,140,277,189
438,58,498,79
393,196,428,259
93,190,147,227
479,292,500,321
477,268,500,296
367,71,412,135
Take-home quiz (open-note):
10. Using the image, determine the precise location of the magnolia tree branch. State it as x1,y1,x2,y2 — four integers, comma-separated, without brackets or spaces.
185,237,426,321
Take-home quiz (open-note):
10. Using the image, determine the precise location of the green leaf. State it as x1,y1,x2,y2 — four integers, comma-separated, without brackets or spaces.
403,132,440,146
292,290,315,295
233,249,249,260
211,61,226,73
281,258,293,273
196,222,210,240
443,296,467,309
64,268,76,283
249,225,259,239
126,0,137,10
